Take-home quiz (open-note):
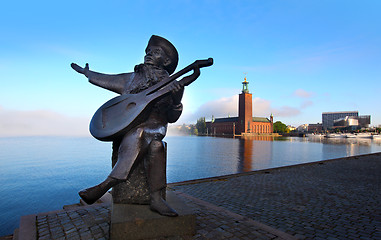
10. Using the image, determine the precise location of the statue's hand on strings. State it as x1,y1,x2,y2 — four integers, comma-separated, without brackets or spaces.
169,80,184,104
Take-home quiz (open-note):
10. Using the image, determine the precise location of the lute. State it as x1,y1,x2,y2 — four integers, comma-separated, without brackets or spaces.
90,58,213,141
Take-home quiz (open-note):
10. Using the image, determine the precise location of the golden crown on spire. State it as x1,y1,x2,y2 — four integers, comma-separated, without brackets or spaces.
242,73,249,93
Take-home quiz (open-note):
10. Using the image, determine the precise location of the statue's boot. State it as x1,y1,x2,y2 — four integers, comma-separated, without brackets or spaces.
146,140,178,217
79,177,121,205
150,190,178,217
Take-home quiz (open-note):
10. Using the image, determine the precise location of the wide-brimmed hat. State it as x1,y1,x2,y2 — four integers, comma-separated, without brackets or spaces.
145,35,178,75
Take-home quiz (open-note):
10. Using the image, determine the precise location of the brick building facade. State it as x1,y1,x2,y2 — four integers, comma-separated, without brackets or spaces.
206,78,273,136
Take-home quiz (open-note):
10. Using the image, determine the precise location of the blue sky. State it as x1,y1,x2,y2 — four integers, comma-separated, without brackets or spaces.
1,0,380,136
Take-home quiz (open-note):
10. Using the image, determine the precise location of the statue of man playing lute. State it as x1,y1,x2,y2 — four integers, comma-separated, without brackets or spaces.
71,35,213,216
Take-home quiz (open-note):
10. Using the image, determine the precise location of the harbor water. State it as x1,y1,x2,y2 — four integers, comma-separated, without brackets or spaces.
0,135,380,236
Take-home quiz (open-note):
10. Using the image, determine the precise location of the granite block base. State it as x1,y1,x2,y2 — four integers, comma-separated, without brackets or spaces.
110,191,195,240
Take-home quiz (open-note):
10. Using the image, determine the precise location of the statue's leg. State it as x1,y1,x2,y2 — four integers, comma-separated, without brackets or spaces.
79,174,121,205
109,127,145,180
79,128,144,205
146,139,178,217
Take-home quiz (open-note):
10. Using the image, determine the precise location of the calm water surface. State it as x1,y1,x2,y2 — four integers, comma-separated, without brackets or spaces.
0,135,380,235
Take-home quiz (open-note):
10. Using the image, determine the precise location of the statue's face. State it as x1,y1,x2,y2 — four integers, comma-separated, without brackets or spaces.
144,46,170,69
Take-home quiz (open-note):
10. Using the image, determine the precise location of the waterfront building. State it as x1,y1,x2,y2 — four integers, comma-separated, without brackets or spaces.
205,77,273,136
307,123,323,133
297,124,309,132
322,111,371,130
333,115,371,130
294,123,322,133
322,111,358,130
287,125,297,132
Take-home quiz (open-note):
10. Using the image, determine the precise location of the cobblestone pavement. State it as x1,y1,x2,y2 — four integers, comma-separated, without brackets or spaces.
34,193,294,239
36,204,110,240
172,192,295,240
172,154,381,240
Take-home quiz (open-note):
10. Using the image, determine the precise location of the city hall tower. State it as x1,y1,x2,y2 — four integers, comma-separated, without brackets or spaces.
238,77,252,133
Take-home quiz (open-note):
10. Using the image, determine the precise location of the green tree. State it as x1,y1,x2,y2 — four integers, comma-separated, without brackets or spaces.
273,121,288,133
196,117,206,134
190,125,198,135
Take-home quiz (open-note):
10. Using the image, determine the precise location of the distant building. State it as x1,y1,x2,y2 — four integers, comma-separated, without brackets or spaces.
322,111,371,130
322,111,359,129
358,115,371,127
308,123,322,133
205,77,273,136
297,124,309,132
333,115,371,130
287,125,296,132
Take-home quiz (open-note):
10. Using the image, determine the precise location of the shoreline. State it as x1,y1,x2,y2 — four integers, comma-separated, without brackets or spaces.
4,151,380,239
169,151,381,186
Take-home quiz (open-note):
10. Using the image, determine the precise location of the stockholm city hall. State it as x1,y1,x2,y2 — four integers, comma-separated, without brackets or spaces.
206,77,274,136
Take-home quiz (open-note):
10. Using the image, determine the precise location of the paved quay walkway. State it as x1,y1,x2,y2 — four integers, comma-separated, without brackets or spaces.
14,193,294,240
9,152,381,240
171,152,381,240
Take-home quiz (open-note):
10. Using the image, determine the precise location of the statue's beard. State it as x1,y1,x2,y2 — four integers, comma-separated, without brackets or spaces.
130,64,169,94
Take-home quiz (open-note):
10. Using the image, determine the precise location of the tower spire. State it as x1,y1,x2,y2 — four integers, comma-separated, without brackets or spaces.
242,73,249,93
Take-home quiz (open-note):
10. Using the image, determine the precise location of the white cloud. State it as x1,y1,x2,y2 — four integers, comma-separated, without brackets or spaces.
252,97,302,118
178,95,303,124
252,97,271,116
194,95,239,119
293,89,314,98
0,106,90,137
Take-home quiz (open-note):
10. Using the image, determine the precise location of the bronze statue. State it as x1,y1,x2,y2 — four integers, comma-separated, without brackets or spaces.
71,35,213,217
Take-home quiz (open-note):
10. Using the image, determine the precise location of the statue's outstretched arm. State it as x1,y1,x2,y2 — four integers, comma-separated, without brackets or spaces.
71,63,133,94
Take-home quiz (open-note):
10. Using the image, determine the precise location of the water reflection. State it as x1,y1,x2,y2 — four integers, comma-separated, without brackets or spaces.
315,137,378,160
234,136,381,174
308,137,374,146
237,136,274,172
238,137,253,172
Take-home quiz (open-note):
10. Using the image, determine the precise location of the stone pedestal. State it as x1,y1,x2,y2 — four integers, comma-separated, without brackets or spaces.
111,156,152,204
110,191,196,240
111,141,166,204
